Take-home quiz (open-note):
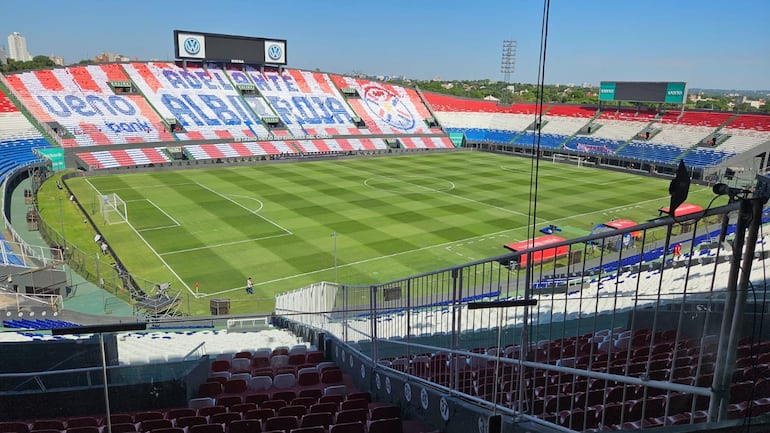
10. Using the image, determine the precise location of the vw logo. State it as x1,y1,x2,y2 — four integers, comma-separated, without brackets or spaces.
267,44,283,61
420,388,429,410
439,397,449,421
183,37,200,55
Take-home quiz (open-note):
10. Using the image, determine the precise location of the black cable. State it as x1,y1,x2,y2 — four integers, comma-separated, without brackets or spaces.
526,0,551,248
520,0,551,414
739,223,769,431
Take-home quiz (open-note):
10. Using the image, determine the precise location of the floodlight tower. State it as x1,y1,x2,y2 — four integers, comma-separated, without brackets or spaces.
500,40,517,84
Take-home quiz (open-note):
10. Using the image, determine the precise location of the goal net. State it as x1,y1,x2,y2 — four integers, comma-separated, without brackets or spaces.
100,193,127,225
552,153,583,167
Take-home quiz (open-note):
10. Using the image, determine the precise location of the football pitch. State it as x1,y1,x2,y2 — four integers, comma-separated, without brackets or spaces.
60,151,714,315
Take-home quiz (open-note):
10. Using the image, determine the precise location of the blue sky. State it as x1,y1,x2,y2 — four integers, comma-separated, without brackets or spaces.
2,0,768,90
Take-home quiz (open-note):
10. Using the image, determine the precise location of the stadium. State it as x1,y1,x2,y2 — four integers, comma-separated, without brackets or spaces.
1,17,770,433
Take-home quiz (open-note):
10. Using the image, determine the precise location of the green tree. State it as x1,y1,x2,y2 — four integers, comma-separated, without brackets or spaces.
0,55,57,73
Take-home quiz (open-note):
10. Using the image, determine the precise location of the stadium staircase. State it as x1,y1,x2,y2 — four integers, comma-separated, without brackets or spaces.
654,113,739,166
549,108,604,151
414,86,445,136
610,119,659,155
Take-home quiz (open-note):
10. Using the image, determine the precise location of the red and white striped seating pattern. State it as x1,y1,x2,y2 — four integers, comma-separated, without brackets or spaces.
239,67,361,137
3,65,170,147
122,62,269,141
76,147,171,169
184,141,298,160
0,87,20,113
398,136,454,149
0,88,42,142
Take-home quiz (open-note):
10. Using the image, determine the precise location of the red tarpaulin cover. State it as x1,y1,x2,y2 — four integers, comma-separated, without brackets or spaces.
659,203,703,217
603,219,637,230
603,218,642,239
504,234,568,265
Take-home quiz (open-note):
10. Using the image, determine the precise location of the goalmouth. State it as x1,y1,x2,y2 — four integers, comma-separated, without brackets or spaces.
100,193,128,225
552,153,584,167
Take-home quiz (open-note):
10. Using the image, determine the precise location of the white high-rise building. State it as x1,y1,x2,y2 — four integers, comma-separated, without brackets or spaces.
7,32,32,61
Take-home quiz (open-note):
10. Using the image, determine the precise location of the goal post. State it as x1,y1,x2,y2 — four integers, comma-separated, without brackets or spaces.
100,193,127,225
552,153,583,167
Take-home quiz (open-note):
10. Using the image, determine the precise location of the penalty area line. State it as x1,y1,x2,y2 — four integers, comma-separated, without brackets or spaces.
82,178,194,296
159,232,292,256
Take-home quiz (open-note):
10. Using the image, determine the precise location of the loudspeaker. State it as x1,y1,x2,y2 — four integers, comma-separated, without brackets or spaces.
383,287,401,301
488,415,502,433
210,298,230,315
317,332,327,356
569,250,582,265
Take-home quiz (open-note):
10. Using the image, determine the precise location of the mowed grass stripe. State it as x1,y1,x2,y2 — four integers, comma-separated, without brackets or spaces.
132,184,285,254
130,199,179,231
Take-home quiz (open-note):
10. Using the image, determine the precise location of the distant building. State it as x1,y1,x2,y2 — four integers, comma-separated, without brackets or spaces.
0,45,7,64
94,52,130,63
7,32,32,61
737,95,763,109
49,55,64,66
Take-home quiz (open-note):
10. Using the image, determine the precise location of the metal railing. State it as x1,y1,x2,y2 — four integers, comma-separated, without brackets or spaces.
277,198,770,431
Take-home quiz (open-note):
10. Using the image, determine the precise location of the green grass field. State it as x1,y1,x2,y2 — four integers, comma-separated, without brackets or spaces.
50,151,717,315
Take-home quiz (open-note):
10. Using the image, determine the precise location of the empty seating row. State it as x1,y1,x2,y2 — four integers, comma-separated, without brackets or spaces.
200,367,344,399
117,330,306,366
438,112,534,131
728,114,770,131
0,411,403,433
646,124,712,148
516,392,770,431
0,87,20,113
210,349,325,373
75,147,171,169
0,112,41,141
0,137,49,186
545,105,597,118
2,318,78,330
422,92,535,114
193,388,370,411
539,116,591,135
597,108,657,121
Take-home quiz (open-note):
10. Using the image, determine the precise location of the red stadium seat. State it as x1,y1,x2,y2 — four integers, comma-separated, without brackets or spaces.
244,409,275,422
300,413,334,429
335,409,367,424
366,418,402,433
175,416,207,429
263,416,298,433
328,422,364,433
0,423,29,433
32,421,65,431
228,420,261,433
188,424,225,433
